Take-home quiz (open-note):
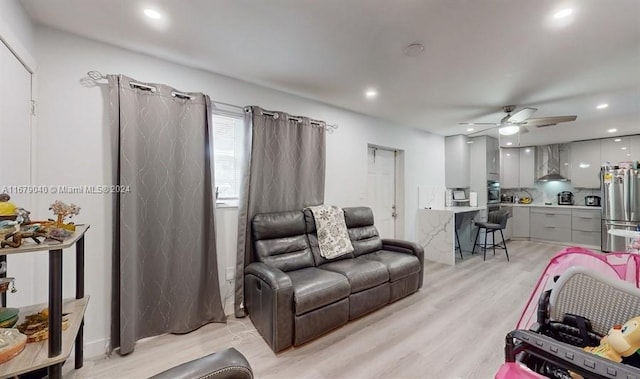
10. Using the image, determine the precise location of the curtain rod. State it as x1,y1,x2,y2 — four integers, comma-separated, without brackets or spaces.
87,71,338,132
245,108,338,132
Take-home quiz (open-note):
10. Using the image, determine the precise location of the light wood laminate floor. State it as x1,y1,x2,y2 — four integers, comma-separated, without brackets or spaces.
64,240,569,379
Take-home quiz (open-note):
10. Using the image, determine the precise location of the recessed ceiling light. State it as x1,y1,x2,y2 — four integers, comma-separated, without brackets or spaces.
579,163,590,168
506,142,513,146
596,103,609,109
467,141,474,144
614,138,622,142
608,128,617,133
467,127,474,132
525,148,531,153
144,8,162,19
553,8,573,19
365,89,378,99
622,147,628,150
403,43,425,57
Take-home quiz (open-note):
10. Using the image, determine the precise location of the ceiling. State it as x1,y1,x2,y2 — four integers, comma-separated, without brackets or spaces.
21,0,640,146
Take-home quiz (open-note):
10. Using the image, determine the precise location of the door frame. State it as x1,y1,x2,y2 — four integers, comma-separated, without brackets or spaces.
367,144,405,239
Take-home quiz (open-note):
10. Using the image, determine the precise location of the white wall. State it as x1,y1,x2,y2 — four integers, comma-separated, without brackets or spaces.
31,26,444,357
0,0,36,70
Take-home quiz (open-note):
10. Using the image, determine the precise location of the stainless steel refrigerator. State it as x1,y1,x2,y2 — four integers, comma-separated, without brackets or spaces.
601,168,640,252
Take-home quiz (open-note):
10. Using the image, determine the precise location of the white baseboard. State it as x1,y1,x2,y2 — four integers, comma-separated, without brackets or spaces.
84,337,110,359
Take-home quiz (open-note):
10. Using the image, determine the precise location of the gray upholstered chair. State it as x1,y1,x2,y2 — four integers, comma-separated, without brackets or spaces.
472,208,510,261
148,348,253,379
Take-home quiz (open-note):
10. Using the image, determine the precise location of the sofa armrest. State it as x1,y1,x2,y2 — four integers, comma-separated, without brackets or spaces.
149,347,253,379
244,263,294,353
382,239,424,288
245,262,293,290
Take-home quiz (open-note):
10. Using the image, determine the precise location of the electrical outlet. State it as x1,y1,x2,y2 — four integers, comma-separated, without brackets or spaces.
225,267,235,281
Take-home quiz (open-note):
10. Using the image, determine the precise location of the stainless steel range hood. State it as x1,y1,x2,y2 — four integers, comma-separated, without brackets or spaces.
535,144,570,182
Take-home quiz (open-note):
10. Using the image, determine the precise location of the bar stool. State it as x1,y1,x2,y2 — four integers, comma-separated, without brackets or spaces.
472,209,510,261
455,230,463,260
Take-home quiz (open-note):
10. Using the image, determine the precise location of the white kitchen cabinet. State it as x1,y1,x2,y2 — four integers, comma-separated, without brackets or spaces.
519,147,535,188
570,139,601,188
512,206,530,238
628,135,640,162
571,208,601,247
445,135,470,188
501,205,513,240
601,137,631,166
530,207,572,243
500,147,535,189
487,136,500,175
469,136,499,205
500,148,520,188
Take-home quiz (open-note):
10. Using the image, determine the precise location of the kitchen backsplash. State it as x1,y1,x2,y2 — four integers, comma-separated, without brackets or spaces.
502,182,600,206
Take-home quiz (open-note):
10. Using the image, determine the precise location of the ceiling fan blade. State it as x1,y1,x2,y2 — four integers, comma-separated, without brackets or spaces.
524,115,577,126
507,107,537,123
467,126,499,136
459,122,500,126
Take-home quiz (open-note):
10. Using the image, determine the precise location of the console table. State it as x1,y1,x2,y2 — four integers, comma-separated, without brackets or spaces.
0,224,89,379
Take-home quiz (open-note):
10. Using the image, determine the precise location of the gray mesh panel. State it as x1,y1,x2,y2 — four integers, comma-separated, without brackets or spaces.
550,270,640,336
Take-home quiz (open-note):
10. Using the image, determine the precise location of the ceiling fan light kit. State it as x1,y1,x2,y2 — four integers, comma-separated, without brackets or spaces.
499,125,520,135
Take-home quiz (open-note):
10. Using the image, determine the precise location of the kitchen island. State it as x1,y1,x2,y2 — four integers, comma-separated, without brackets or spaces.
417,206,486,265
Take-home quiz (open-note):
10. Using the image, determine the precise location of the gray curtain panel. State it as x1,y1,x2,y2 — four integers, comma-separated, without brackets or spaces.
234,106,326,316
108,75,225,355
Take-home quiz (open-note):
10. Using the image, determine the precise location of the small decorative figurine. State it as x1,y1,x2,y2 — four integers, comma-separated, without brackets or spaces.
49,201,80,231
0,194,17,217
0,229,52,248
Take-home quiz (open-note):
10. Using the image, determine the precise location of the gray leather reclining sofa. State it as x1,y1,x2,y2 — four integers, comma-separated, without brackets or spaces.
244,206,424,353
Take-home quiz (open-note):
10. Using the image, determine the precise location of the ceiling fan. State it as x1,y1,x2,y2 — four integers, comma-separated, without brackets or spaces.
461,105,577,136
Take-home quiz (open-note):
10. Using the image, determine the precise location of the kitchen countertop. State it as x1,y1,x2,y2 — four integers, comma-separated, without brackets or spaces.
424,206,486,213
499,203,601,210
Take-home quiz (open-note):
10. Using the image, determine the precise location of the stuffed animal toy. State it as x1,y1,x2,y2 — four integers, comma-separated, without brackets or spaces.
585,316,640,362
570,316,640,379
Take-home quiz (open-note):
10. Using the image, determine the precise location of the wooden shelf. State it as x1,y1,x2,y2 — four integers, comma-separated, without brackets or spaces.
0,297,89,378
0,225,90,256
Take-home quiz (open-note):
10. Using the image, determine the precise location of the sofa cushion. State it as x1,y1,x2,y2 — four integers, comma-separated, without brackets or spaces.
343,207,383,257
343,207,375,228
319,259,389,293
303,208,354,266
253,211,315,272
359,250,421,282
287,267,351,316
348,226,383,257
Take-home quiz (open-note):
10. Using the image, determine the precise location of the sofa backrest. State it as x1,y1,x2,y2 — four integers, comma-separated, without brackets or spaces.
252,210,315,272
343,207,383,257
303,208,354,266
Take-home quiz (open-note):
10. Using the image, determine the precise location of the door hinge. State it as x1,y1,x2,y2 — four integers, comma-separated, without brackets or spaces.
30,100,36,116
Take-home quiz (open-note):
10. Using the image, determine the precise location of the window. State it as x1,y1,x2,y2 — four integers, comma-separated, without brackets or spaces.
212,112,245,205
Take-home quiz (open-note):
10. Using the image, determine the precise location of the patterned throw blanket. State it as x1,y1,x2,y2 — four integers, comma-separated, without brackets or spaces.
307,205,354,259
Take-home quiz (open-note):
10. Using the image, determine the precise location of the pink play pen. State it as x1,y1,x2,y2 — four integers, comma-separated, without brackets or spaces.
496,247,640,379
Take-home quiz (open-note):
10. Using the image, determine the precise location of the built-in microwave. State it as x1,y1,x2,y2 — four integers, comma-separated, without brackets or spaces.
487,180,501,204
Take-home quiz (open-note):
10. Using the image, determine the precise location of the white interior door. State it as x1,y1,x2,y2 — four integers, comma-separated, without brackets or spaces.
367,147,396,238
0,40,34,307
